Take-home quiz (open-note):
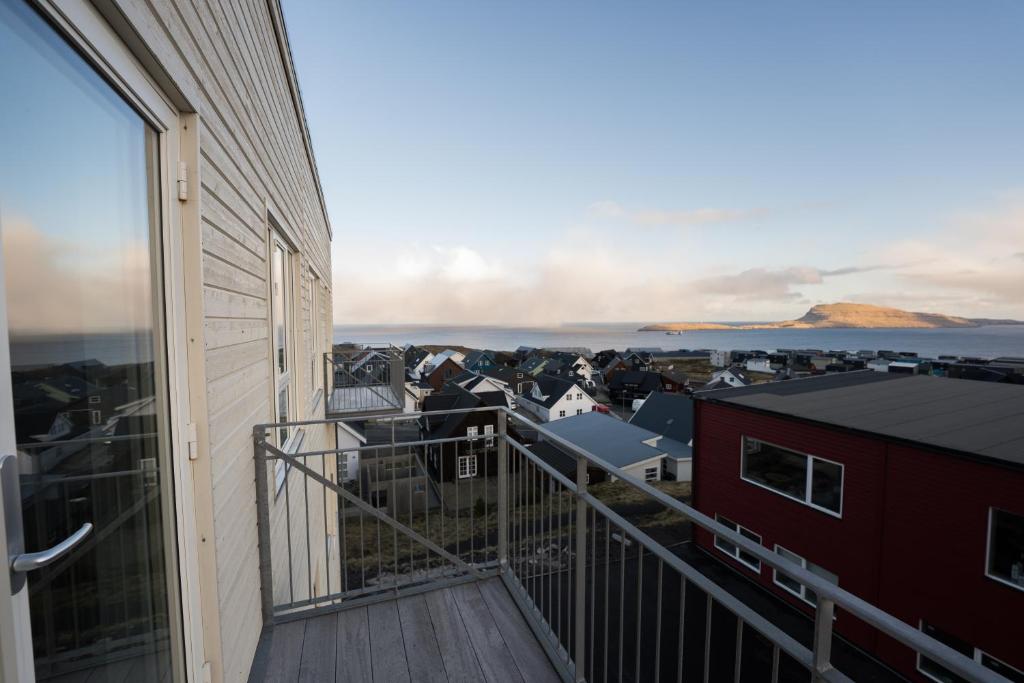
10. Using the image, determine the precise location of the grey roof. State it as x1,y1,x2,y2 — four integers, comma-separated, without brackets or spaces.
629,393,695,444
542,412,666,468
695,371,1024,467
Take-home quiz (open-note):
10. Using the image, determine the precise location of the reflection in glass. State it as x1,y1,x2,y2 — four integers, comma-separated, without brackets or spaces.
1,1,173,681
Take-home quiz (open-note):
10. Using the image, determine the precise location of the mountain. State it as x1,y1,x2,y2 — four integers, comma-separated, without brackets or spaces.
638,303,1023,332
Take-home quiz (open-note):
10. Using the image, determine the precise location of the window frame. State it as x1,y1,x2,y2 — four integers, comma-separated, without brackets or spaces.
985,507,1024,592
916,621,1024,683
457,454,478,479
740,436,844,518
483,424,494,447
643,466,659,481
771,544,839,607
269,224,302,495
713,514,762,572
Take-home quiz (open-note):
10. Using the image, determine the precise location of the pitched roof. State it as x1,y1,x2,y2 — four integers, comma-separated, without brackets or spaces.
542,412,667,468
608,371,662,393
520,374,578,409
629,392,695,444
695,371,1024,467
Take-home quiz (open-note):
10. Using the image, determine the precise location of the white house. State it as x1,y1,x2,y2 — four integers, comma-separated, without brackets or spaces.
745,357,774,373
710,350,732,367
711,367,752,388
517,374,598,422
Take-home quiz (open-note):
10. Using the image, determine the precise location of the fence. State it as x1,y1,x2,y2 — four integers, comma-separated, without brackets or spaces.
253,407,1007,683
324,344,405,414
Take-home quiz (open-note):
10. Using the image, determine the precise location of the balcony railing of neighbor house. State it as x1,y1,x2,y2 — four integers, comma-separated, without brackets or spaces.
324,343,405,415
253,407,1007,683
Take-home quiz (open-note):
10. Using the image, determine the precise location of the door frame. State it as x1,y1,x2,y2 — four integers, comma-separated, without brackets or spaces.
1,1,205,680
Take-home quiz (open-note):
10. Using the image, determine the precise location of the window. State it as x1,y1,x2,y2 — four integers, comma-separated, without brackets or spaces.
576,409,583,415
772,545,838,606
917,622,1024,683
458,455,478,479
987,508,1024,591
644,466,659,481
413,483,426,494
444,367,453,379
484,424,494,447
467,426,479,442
559,410,566,418
271,232,295,448
309,270,322,398
741,437,843,515
88,395,101,404
566,393,572,401
371,490,388,508
714,515,762,572
577,392,583,400
90,410,102,425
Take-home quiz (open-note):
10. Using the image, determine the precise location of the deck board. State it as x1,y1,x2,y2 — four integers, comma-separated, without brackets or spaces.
248,578,559,683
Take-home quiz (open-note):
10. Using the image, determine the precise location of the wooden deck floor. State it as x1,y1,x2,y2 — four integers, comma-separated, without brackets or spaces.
249,578,561,683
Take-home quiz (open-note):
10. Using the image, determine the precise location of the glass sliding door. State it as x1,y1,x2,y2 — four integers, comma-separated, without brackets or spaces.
0,1,175,680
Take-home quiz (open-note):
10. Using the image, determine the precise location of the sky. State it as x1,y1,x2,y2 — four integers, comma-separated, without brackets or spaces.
283,1,1024,325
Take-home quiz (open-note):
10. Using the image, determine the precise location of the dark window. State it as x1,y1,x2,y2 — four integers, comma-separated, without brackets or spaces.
988,508,1024,590
741,437,843,515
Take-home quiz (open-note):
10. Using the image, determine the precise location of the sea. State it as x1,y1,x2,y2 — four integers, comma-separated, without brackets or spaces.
333,323,1024,359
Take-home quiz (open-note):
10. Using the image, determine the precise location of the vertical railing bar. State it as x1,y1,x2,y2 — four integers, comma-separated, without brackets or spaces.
440,443,446,572
455,440,461,568
424,437,430,580
634,546,643,683
340,453,348,596
574,453,587,682
323,454,330,600
391,422,399,593
655,558,664,682
702,593,712,683
284,449,294,605
530,459,536,606
733,616,744,683
618,525,625,683
358,448,365,592
375,448,382,589
551,476,557,639
589,505,596,682
812,597,836,682
469,432,475,567
603,516,610,683
253,431,274,624
483,432,489,566
676,575,686,683
498,415,508,572
303,454,312,602
771,644,780,683
408,426,414,581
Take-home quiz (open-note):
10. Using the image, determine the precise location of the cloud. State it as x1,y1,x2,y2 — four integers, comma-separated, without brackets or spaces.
588,200,767,228
1,218,151,334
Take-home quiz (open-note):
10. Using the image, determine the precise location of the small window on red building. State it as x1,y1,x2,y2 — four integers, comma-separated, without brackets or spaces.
987,508,1024,591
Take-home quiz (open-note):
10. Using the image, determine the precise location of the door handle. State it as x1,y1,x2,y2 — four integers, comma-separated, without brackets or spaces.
10,523,92,573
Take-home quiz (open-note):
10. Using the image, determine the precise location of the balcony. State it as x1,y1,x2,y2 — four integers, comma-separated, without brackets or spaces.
250,408,1003,683
324,344,405,417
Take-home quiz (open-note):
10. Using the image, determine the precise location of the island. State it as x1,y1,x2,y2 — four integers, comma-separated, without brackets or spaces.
638,303,1024,332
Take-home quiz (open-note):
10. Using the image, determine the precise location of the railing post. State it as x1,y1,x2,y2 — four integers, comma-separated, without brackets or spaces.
811,596,835,682
253,427,274,626
497,410,509,571
574,455,587,681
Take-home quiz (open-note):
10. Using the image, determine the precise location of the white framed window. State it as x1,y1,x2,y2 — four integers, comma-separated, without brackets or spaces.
90,410,102,425
576,409,583,415
740,436,843,516
309,270,323,401
484,424,494,447
986,508,1024,591
566,393,572,401
917,621,1024,683
88,395,101,404
713,514,762,572
643,466,659,481
559,410,566,418
271,228,299,494
772,545,838,606
458,455,478,479
467,426,479,442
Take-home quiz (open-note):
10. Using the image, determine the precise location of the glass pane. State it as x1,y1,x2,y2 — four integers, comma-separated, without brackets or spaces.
0,2,173,680
811,459,843,513
988,509,1024,587
774,547,804,595
743,441,808,501
272,243,288,375
920,622,972,683
277,386,289,446
980,653,1024,683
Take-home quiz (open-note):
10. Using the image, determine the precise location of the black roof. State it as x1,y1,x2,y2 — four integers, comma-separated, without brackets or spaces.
629,392,695,444
695,371,1024,467
608,370,662,393
521,374,577,409
527,441,576,476
480,366,531,386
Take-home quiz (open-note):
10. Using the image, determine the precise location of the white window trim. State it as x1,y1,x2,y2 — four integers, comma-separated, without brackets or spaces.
643,466,659,481
458,454,478,479
984,507,1024,593
739,436,844,518
484,424,494,447
713,514,762,572
772,544,838,609
916,620,1024,683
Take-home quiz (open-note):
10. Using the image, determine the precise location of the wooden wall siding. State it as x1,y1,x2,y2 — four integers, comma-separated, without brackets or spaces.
97,1,333,680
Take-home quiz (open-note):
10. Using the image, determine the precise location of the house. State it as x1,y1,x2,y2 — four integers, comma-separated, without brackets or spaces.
422,356,466,392
404,346,435,378
624,351,653,372
446,372,514,407
0,1,335,681
710,367,752,388
658,370,689,393
519,355,551,377
517,374,598,422
550,352,595,380
420,387,513,484
600,356,630,383
540,412,671,482
710,350,732,367
526,441,609,488
628,392,694,480
463,349,497,373
607,370,663,403
692,372,1024,681
867,357,892,372
428,349,466,370
480,366,535,395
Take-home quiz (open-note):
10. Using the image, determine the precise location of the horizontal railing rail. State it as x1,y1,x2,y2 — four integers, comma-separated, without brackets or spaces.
253,406,1008,683
323,343,404,415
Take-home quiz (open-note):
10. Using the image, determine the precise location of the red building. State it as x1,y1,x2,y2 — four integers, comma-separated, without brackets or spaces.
692,372,1024,683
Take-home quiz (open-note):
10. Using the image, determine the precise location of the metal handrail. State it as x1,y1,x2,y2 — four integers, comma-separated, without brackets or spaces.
253,406,1008,683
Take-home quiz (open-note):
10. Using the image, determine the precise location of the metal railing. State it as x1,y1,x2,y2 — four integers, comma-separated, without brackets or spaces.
253,407,1008,683
323,343,404,415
